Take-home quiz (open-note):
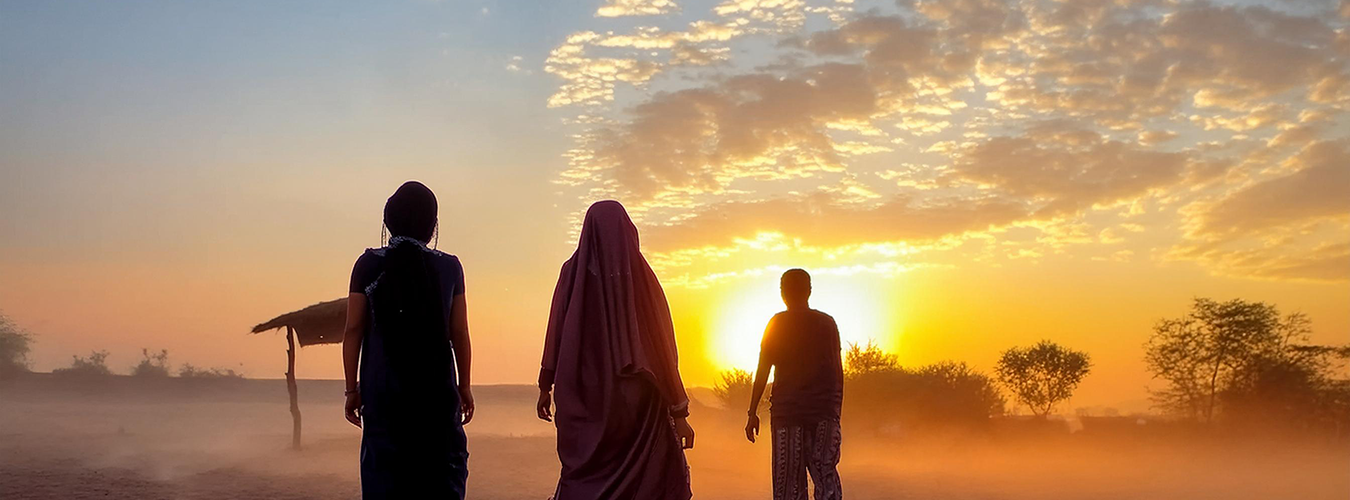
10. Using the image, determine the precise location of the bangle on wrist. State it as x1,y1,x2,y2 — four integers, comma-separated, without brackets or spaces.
344,389,359,395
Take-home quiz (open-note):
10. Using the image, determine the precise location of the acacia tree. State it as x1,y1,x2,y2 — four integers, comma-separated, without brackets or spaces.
1144,298,1304,422
996,340,1091,417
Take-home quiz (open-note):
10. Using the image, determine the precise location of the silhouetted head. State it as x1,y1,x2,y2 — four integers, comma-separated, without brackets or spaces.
372,181,449,381
384,181,438,243
780,268,811,310
580,200,640,248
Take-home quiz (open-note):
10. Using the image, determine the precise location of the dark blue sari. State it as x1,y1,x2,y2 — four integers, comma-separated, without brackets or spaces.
350,237,468,499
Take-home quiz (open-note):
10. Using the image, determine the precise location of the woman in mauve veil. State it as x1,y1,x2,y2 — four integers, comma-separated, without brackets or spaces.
536,200,696,500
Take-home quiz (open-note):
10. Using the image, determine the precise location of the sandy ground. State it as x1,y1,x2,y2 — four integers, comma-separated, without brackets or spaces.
2,375,1347,499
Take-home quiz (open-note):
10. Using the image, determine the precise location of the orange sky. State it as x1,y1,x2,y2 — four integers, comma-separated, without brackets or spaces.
2,0,1348,412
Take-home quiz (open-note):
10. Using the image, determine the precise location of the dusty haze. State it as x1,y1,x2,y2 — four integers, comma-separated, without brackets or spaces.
3,375,1346,499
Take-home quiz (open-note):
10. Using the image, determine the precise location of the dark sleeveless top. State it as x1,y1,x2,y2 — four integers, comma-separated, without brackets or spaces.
348,237,468,499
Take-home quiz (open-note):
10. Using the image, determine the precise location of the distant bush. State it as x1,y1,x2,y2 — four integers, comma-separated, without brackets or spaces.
1221,344,1350,433
131,348,171,377
720,340,1003,432
713,368,753,409
912,361,1007,422
845,340,898,376
53,350,113,377
845,360,1005,432
178,363,245,379
0,313,33,379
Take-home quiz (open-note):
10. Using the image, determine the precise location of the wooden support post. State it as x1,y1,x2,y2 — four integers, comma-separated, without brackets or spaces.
286,326,302,450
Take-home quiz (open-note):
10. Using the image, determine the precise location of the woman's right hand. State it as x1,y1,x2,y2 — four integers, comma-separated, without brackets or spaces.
537,388,553,422
675,416,695,449
344,391,362,428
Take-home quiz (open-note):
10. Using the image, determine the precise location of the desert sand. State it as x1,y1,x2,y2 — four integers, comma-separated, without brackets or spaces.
2,375,1347,499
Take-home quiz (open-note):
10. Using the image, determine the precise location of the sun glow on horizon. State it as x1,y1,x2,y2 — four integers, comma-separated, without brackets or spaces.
706,271,900,373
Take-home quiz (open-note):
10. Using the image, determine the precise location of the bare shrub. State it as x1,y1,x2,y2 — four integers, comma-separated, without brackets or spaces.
845,340,898,377
178,363,245,379
712,368,753,409
131,348,171,377
53,350,113,377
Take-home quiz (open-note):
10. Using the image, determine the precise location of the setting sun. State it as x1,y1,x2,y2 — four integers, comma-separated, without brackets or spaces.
708,270,900,372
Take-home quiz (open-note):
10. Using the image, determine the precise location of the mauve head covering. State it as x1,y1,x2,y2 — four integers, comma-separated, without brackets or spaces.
541,200,690,416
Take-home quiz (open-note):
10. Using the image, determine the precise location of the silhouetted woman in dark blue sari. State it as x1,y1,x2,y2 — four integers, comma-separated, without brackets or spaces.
342,181,474,499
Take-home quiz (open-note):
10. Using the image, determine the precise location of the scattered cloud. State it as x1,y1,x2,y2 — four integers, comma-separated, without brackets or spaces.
505,55,529,74
949,133,1196,217
1191,141,1349,240
1139,130,1179,146
1176,140,1350,282
641,191,1029,251
597,0,680,17
542,0,1350,285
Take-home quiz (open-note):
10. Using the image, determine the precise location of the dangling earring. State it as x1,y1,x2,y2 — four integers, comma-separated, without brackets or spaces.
433,221,440,250
380,224,387,247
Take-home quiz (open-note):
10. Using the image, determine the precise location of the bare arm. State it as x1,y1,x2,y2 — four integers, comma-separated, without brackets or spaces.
449,292,474,424
744,353,772,443
342,292,368,427
748,355,772,416
748,317,776,416
745,318,774,443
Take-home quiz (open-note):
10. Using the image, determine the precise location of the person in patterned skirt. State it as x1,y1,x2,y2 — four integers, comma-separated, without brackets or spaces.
744,269,844,500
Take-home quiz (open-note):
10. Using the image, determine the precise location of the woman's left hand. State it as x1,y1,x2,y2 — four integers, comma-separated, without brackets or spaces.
674,416,695,449
344,391,362,428
458,385,475,425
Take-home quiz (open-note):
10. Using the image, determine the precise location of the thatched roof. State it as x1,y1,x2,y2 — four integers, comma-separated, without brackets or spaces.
251,298,347,346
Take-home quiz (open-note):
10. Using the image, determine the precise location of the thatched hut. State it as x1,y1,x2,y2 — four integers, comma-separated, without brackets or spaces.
251,298,347,449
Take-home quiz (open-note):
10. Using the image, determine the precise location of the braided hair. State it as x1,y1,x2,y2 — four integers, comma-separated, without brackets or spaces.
372,181,451,389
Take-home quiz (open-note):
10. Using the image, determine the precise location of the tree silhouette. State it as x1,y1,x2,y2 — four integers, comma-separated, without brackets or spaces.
1145,298,1307,422
0,312,32,379
1146,298,1350,429
996,340,1091,417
